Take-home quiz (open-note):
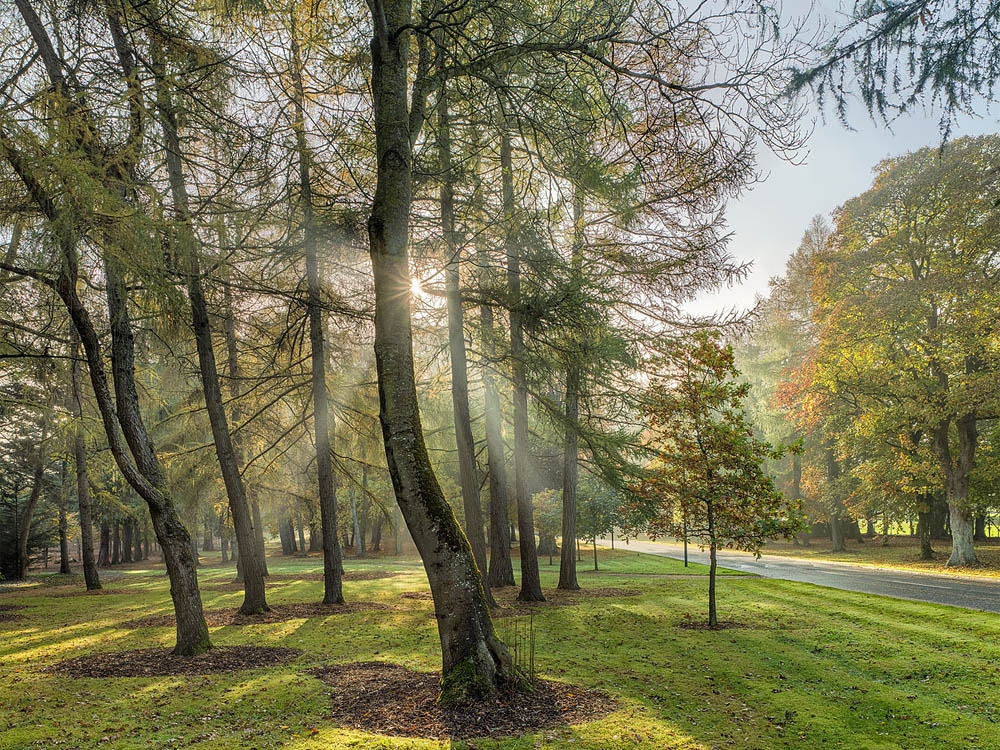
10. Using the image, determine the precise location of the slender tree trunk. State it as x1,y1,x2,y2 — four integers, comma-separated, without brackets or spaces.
440,73,492,605
122,519,134,563
351,488,364,558
501,127,544,603
58,461,71,574
478,242,515,588
221,271,268,574
153,57,267,614
707,501,718,628
296,508,308,558
16,413,49,580
558,192,585,591
825,444,846,553
289,22,344,604
367,4,512,701
69,331,100,589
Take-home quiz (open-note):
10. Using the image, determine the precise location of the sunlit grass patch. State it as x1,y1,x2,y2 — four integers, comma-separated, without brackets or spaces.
2,550,1000,748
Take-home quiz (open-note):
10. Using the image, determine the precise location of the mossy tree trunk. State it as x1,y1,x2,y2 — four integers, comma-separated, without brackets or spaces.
367,0,512,701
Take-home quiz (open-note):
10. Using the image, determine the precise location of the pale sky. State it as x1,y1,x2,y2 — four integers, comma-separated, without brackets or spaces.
684,0,998,320
686,107,997,318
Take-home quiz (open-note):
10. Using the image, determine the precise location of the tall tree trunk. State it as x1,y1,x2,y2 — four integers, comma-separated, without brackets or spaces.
707,499,718,628
16,409,49,580
58,461,71,574
439,75,492,604
934,417,980,566
122,519,134,563
825,444,846,553
557,188,585,591
501,127,544,603
350,486,364,558
9,0,209,650
478,242,515,588
221,271,268,572
112,522,121,566
367,4,512,701
69,330,100,589
153,56,267,614
289,22,344,604
296,508,308,558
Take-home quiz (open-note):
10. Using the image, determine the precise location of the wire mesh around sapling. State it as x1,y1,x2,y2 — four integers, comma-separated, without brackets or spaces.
498,612,536,684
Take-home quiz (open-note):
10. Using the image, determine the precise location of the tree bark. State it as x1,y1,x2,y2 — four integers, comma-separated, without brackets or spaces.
933,416,980,566
16,406,49,580
439,74,492,604
58,461,71,574
501,127,544,603
290,21,344,604
367,2,512,701
478,242,515,588
153,55,267,613
69,329,101,589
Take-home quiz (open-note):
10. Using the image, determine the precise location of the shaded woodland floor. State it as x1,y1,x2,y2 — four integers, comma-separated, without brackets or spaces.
3,548,1000,748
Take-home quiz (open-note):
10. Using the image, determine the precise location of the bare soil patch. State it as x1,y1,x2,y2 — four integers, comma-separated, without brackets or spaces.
122,601,394,629
49,646,301,677
0,603,26,622
311,661,614,740
677,618,746,631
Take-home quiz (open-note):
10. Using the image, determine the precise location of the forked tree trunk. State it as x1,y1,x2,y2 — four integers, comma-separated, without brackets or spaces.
154,57,268,614
439,74,492,605
501,127,544,603
367,3,513,702
934,417,980,567
290,22,344,604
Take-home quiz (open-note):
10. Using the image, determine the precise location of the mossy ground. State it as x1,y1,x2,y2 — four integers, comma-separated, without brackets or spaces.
2,548,1000,748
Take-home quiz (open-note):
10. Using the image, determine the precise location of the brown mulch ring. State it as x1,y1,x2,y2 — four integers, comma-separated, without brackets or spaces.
491,587,641,616
264,570,400,582
0,603,27,622
677,618,746,631
311,661,615,740
49,646,302,678
400,591,434,601
121,601,395,629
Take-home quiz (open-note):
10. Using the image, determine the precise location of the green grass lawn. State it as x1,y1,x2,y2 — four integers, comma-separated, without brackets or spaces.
762,536,1000,577
3,547,999,749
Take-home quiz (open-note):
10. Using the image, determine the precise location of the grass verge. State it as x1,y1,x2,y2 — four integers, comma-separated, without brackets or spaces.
2,547,998,749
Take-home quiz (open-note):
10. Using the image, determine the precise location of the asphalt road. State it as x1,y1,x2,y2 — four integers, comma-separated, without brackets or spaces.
601,537,1000,614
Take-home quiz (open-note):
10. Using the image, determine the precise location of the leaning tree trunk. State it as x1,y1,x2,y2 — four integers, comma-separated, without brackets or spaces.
8,0,209,648
501,126,544,603
934,417,980,567
290,22,344,603
439,74,493,605
154,62,267,614
367,3,513,702
477,241,515,588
